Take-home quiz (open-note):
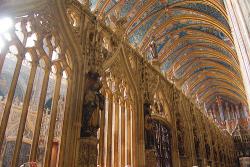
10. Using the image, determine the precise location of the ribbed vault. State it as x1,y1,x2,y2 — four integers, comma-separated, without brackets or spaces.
89,0,247,109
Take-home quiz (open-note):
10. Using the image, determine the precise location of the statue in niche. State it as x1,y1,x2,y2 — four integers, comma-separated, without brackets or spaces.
144,102,156,150
81,71,105,137
153,100,164,114
149,36,158,59
176,114,185,156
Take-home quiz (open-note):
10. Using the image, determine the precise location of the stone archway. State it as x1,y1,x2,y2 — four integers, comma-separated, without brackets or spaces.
154,120,172,167
145,117,172,167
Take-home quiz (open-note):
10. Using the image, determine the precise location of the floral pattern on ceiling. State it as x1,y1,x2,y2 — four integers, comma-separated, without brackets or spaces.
90,0,247,108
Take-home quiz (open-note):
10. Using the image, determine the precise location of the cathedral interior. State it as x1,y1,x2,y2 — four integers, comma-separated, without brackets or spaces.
0,0,249,167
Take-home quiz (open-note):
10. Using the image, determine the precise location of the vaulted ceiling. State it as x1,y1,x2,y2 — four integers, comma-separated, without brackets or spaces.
89,0,247,108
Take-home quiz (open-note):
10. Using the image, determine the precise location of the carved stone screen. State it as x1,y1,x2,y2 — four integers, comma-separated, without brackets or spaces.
154,121,172,167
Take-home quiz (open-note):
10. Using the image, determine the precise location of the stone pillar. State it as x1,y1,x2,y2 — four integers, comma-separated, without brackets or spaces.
145,149,157,167
97,92,105,167
131,100,138,166
58,77,73,166
106,95,113,167
113,94,119,167
77,137,98,167
120,100,125,167
125,104,131,166
138,99,145,167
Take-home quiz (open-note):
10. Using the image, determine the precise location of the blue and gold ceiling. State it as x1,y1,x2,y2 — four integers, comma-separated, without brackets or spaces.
90,0,247,108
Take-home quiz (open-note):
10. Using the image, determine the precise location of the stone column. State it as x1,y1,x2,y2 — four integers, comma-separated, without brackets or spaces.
30,68,50,161
125,103,131,166
78,137,98,167
58,77,73,166
131,99,138,167
11,62,37,167
120,100,125,167
105,94,113,167
97,91,105,167
113,93,119,167
137,98,145,167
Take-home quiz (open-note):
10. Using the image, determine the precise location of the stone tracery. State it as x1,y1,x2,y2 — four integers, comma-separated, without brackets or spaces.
0,0,248,167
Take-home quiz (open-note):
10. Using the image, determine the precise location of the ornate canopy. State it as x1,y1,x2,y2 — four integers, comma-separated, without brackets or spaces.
89,0,246,108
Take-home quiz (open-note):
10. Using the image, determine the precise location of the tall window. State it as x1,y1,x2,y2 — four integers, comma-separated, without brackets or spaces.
0,13,71,166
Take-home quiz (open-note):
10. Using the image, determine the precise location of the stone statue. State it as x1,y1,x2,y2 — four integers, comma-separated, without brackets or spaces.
149,36,158,59
153,101,163,114
144,102,155,149
81,71,105,137
176,113,185,156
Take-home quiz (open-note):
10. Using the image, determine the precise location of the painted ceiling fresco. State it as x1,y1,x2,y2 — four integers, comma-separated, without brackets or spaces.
89,0,247,109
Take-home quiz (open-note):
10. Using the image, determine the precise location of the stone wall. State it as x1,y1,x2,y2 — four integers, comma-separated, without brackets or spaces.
224,0,250,112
